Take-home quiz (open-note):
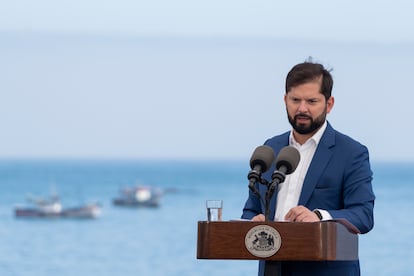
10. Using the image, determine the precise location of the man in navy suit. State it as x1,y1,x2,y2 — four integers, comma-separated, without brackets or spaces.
242,60,375,275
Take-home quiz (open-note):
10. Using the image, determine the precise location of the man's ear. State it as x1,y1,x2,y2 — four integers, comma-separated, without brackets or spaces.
326,96,334,113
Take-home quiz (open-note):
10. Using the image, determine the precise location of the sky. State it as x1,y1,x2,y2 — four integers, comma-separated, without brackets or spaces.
1,1,414,161
1,1,414,42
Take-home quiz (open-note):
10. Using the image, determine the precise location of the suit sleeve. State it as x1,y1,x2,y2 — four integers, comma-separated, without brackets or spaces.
329,144,375,234
241,182,263,219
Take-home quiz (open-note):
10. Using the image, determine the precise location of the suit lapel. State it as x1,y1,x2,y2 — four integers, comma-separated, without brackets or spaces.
298,123,335,205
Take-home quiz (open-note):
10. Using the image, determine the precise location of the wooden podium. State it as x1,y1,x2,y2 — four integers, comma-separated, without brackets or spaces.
197,220,359,274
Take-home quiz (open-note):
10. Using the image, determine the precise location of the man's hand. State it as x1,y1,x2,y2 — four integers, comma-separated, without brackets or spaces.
251,214,265,222
285,205,320,222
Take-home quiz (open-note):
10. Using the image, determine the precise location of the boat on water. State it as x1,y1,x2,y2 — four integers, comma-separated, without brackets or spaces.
14,193,101,219
112,185,162,207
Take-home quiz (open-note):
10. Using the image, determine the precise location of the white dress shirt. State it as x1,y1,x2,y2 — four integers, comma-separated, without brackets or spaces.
274,121,331,221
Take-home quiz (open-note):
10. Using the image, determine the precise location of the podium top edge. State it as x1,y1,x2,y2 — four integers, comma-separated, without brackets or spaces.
198,219,360,234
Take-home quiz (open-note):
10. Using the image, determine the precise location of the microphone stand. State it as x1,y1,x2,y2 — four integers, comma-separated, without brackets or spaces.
248,170,270,220
264,187,272,222
248,169,287,221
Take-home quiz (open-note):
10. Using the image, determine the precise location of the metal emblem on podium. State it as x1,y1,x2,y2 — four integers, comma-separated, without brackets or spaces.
245,225,281,258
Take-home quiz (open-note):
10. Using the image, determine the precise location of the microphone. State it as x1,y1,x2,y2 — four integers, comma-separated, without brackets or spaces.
247,145,275,195
268,146,301,195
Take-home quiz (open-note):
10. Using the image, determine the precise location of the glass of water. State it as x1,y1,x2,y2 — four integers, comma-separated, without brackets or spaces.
206,200,223,221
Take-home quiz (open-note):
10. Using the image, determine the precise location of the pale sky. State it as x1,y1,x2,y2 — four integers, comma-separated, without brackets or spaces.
1,1,414,42
1,1,413,161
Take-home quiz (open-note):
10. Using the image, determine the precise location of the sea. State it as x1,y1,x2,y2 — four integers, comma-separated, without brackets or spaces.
0,160,412,276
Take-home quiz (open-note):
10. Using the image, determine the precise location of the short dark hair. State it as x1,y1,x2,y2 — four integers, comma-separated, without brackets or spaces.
285,61,333,100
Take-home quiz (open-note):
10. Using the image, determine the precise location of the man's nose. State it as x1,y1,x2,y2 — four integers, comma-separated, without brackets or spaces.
297,100,308,112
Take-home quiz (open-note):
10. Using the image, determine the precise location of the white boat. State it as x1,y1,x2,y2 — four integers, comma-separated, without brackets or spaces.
112,185,162,207
14,193,101,219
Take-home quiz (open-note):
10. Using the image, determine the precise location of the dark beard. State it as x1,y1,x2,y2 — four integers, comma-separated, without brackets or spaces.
287,110,326,135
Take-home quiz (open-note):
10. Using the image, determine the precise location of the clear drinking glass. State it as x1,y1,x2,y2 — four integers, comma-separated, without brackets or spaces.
206,200,223,221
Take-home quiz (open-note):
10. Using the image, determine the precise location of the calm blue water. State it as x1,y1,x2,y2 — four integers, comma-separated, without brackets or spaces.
0,160,412,276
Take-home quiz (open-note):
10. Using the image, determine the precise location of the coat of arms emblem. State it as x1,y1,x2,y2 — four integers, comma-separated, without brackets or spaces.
245,225,281,258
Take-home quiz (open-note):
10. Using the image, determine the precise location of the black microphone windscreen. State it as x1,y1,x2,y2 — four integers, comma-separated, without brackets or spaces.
249,145,275,172
275,146,300,174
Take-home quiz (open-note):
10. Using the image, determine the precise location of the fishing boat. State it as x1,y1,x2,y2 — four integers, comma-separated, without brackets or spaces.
14,193,101,219
112,185,162,207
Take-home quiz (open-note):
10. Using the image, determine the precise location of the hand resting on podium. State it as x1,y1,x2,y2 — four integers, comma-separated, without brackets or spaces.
251,205,321,222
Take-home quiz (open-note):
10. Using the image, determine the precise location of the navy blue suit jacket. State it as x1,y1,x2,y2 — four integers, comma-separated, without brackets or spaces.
242,122,375,275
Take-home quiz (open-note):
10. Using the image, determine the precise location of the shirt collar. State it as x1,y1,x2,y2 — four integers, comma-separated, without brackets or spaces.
289,120,327,146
